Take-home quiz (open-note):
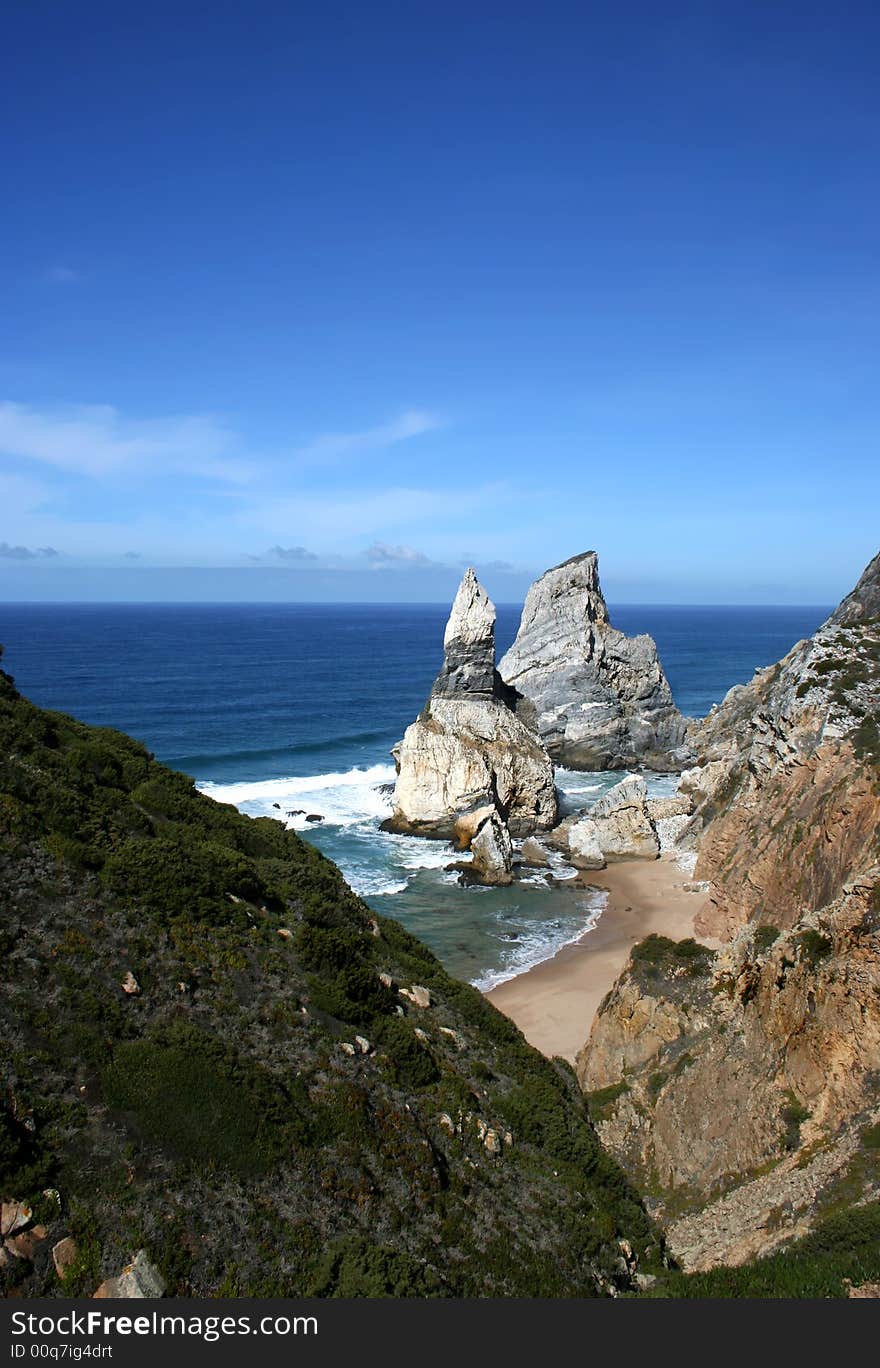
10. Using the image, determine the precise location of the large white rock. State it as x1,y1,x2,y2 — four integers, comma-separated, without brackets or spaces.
499,553,691,771
566,775,659,863
390,697,557,837
567,818,607,869
388,570,557,838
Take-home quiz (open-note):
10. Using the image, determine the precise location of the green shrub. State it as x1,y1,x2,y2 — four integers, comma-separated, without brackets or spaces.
861,1121,880,1150
796,929,833,964
103,1023,302,1173
586,1081,629,1117
374,1016,440,1089
630,935,713,978
781,1093,811,1151
753,925,781,951
308,1235,446,1297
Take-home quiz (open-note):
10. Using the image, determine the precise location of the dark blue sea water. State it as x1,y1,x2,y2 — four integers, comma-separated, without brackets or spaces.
0,602,829,986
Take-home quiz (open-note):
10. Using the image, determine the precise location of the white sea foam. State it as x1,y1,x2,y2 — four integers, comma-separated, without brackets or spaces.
198,762,396,829
472,890,608,992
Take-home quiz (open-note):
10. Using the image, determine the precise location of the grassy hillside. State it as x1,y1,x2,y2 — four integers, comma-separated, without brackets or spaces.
0,651,659,1298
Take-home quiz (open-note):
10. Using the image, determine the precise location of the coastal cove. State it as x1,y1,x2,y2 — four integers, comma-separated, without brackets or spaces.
0,601,828,992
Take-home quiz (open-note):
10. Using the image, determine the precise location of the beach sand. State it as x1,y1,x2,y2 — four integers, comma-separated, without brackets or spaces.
486,856,710,1064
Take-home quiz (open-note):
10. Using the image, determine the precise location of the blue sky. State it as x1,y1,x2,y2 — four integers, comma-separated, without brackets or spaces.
2,0,879,603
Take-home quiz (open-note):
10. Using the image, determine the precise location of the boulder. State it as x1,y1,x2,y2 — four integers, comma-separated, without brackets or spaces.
93,1249,166,1299
520,837,552,866
469,811,514,885
0,1201,32,1237
586,775,659,860
400,984,431,1009
52,1237,78,1278
499,553,691,771
647,795,693,821
567,818,607,869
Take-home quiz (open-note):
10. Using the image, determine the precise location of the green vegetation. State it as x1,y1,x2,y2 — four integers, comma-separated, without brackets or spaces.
795,928,833,964
753,924,781,951
630,934,713,979
781,1093,811,1151
586,1080,629,1119
0,650,656,1298
861,1121,880,1150
103,1023,308,1174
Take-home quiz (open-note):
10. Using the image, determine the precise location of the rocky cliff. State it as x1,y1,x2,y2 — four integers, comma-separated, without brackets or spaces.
577,873,880,1271
575,549,880,1272
682,551,880,939
387,570,557,847
499,553,691,771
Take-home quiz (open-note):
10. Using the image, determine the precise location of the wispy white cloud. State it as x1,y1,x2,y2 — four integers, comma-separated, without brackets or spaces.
291,409,441,467
0,401,242,481
229,482,509,548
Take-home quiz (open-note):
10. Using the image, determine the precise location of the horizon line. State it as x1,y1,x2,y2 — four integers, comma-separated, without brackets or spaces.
0,599,836,611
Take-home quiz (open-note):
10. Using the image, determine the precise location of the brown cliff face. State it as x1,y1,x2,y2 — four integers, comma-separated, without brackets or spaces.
577,872,880,1267
682,554,880,939
694,738,880,939
575,549,880,1270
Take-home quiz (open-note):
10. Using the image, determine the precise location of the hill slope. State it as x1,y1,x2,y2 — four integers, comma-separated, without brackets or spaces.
0,651,657,1298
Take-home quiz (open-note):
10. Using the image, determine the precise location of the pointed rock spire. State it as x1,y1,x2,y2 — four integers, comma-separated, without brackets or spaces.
432,568,498,698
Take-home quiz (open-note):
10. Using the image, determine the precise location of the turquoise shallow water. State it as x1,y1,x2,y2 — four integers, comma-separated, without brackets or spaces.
0,601,829,986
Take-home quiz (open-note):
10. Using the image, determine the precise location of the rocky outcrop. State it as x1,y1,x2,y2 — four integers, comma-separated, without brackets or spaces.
470,810,514,885
571,775,660,862
94,1249,166,1299
387,570,558,844
677,550,880,939
573,549,880,1269
577,871,880,1266
828,548,880,626
499,553,691,772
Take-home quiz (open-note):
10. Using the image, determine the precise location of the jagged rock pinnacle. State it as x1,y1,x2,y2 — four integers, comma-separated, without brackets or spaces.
433,568,497,698
499,553,689,771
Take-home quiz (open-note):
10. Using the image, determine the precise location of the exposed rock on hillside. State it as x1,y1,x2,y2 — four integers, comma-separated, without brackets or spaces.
577,872,880,1268
680,551,880,939
574,549,880,1271
387,570,557,845
499,553,691,772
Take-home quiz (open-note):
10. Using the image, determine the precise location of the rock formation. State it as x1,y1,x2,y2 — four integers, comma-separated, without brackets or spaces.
680,549,880,939
564,775,660,868
387,569,558,846
499,552,691,771
575,547,880,1271
577,870,880,1271
469,810,514,885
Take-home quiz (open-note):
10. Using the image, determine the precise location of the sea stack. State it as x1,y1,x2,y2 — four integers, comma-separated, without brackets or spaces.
499,552,691,771
386,569,557,851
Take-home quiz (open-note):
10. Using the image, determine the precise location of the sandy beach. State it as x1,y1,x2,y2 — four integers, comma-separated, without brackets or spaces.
487,856,709,1063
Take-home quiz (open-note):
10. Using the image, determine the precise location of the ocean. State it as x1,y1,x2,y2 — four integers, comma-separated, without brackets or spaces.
0,602,828,988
